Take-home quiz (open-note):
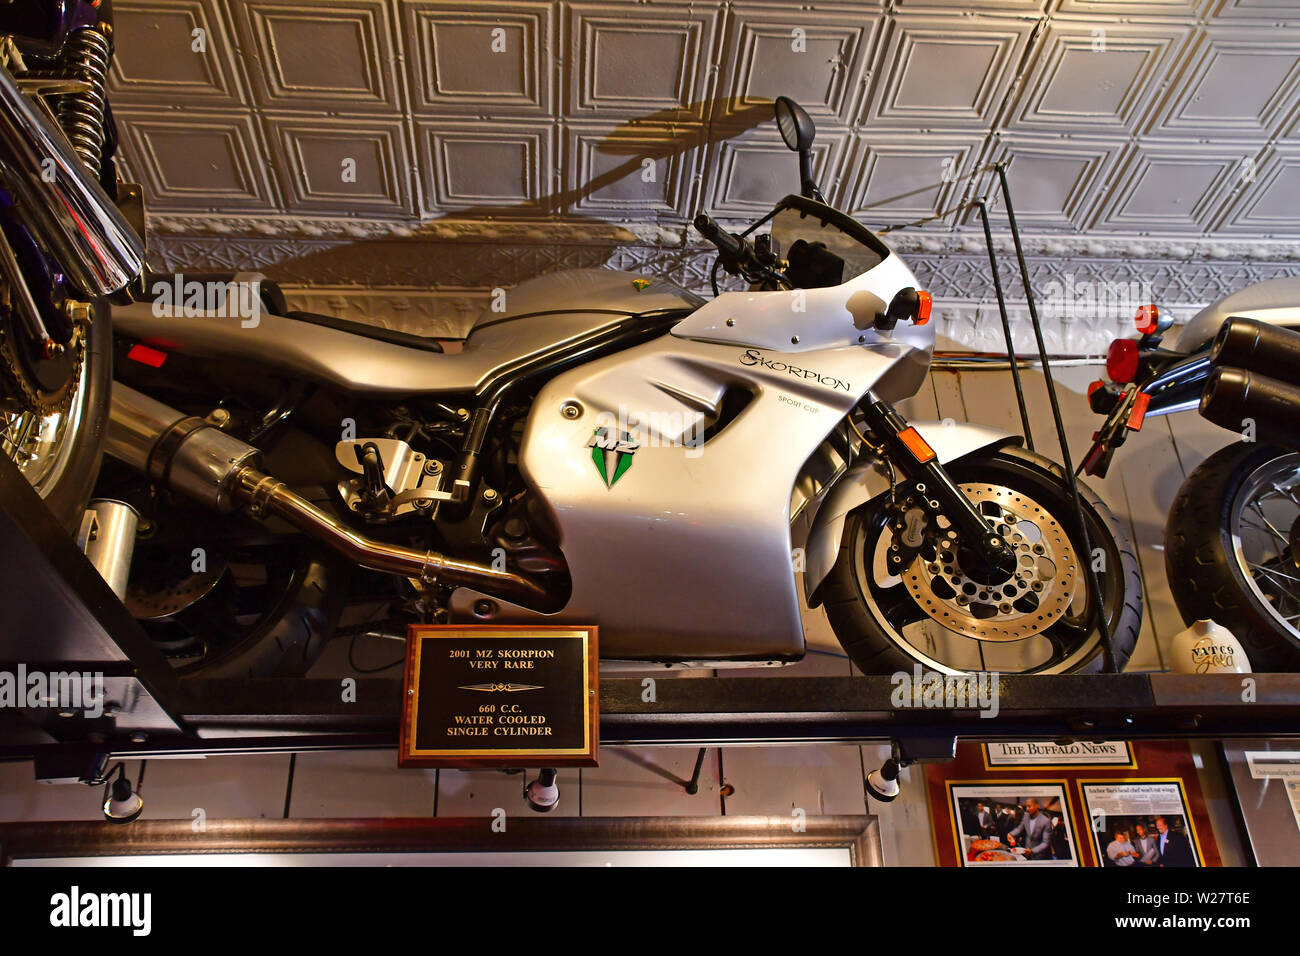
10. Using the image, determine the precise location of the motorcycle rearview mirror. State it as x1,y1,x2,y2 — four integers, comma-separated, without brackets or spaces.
774,96,815,152
773,96,824,202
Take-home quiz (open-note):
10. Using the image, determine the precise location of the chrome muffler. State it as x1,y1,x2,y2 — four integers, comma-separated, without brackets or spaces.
106,384,549,606
0,62,144,297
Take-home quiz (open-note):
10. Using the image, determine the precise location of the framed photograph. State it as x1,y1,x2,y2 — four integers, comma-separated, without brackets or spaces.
983,741,1135,769
1220,741,1300,866
946,782,1079,867
1078,780,1204,868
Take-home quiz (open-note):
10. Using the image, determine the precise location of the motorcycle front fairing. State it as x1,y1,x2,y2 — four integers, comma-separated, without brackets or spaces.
450,236,1018,665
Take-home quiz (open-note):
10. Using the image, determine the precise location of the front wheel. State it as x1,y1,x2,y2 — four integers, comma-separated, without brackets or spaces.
0,304,110,533
822,445,1141,674
1165,442,1300,671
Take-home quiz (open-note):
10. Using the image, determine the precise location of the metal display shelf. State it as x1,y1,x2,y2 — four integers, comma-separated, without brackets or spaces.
3,432,1300,781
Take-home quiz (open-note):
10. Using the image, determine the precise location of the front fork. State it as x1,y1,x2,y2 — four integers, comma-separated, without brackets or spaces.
856,394,1018,576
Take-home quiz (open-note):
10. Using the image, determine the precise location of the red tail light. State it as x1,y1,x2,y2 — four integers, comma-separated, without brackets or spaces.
1135,304,1160,336
127,343,167,368
1106,339,1140,383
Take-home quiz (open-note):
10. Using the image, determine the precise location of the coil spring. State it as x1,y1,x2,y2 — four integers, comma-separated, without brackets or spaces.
55,26,111,176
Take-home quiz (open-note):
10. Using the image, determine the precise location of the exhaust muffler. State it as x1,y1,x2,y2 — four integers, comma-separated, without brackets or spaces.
1200,366,1300,451
106,384,549,606
1211,317,1300,381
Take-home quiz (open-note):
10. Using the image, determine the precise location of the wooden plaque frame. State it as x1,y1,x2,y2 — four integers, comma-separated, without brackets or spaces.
399,624,598,768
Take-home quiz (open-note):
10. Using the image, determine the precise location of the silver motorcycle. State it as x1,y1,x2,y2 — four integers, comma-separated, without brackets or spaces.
97,98,1141,678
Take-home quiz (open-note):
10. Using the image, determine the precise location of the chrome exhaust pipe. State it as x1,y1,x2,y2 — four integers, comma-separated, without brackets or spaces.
106,383,549,606
0,62,144,297
1200,366,1300,451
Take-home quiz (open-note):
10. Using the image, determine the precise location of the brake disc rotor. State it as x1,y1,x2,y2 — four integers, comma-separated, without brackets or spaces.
124,559,227,621
902,483,1078,641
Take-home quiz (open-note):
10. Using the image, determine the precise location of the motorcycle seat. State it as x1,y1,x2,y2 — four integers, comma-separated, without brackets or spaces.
282,310,445,354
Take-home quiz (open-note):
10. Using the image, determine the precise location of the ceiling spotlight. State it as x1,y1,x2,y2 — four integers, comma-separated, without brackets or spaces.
866,757,902,803
524,768,560,813
102,764,144,824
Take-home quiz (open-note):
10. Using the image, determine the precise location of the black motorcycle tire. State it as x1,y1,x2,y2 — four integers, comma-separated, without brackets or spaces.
1165,441,1300,671
823,445,1142,674
21,304,112,534
174,554,348,680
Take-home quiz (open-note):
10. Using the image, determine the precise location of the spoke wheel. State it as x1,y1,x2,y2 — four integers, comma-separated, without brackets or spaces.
1167,442,1300,670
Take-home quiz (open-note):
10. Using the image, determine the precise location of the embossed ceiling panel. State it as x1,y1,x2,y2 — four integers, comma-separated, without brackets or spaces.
104,0,1300,342
1216,144,1300,232
419,119,553,211
721,2,876,125
705,127,844,217
401,0,553,115
1010,22,1192,134
109,1,247,108
1146,28,1300,139
567,1,721,121
266,117,415,214
863,15,1037,130
1094,141,1252,232
844,133,984,224
982,134,1128,229
119,113,279,211
234,0,400,114
563,121,700,218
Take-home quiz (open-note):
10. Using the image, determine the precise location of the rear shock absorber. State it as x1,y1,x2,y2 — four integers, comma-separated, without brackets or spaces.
55,24,112,176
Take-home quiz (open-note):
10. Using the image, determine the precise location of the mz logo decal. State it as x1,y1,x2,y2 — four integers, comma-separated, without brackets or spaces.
587,427,638,488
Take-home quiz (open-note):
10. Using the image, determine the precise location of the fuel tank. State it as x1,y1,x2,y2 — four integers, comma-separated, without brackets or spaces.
468,269,703,336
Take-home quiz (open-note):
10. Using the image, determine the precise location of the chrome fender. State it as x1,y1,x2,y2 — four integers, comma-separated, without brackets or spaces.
803,421,1021,604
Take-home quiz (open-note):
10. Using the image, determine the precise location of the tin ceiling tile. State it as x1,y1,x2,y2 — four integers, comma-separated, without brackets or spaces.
234,0,400,114
265,116,415,215
1146,26,1300,138
109,0,247,108
402,0,553,116
1007,21,1194,134
861,13,1039,130
720,2,878,126
116,110,278,211
566,2,721,122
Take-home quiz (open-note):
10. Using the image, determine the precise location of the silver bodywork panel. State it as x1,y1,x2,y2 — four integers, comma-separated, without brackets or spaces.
449,335,930,660
1173,276,1300,353
113,269,700,396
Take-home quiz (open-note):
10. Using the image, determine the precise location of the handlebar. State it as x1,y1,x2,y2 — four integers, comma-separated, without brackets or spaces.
693,212,790,294
692,212,749,269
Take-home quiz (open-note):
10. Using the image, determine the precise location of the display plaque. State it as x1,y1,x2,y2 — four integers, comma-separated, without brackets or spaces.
399,625,598,768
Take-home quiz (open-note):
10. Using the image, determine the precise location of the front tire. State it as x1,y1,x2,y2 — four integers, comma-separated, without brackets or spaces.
822,446,1141,674
1165,442,1300,671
